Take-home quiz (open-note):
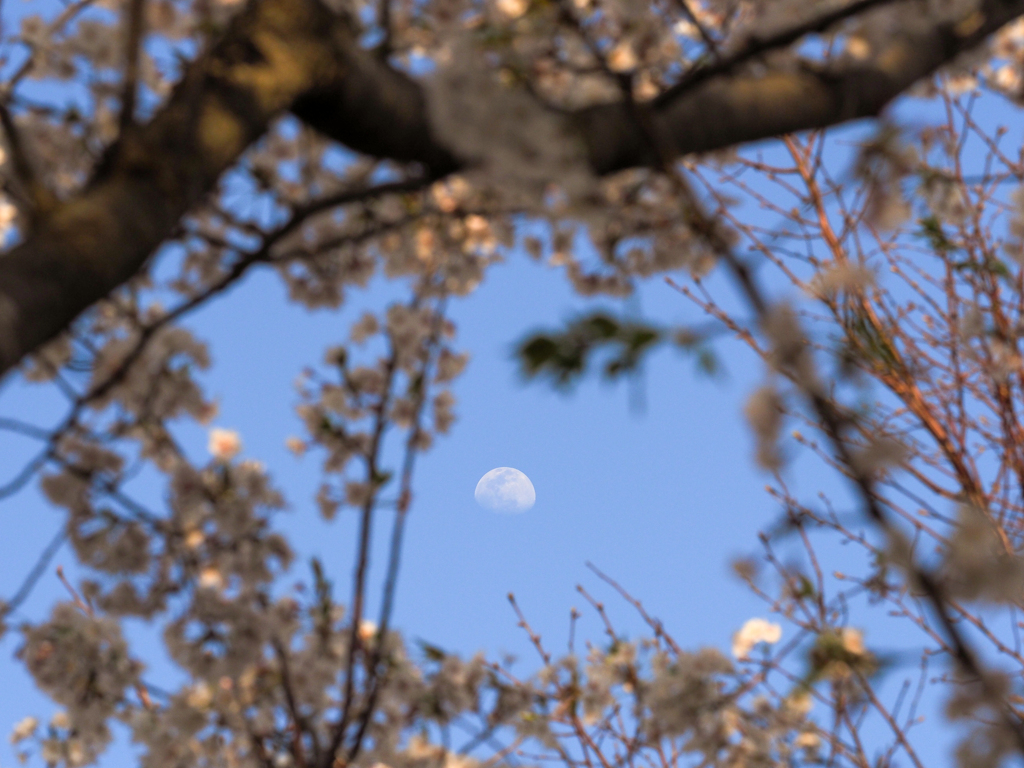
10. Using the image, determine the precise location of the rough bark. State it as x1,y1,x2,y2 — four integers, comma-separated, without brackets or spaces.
0,0,458,378
580,0,1024,173
0,0,1020,377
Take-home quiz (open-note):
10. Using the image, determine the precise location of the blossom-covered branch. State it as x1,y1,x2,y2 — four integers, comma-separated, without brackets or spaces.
1,0,1023,380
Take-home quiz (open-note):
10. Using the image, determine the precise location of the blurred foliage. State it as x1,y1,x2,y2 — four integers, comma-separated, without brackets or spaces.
516,311,719,389
916,215,957,255
841,310,905,378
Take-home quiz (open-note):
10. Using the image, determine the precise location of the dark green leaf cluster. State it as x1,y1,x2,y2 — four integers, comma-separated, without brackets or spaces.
517,313,661,387
517,312,718,388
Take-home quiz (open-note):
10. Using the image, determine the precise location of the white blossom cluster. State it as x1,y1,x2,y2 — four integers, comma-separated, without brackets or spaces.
6,0,1024,767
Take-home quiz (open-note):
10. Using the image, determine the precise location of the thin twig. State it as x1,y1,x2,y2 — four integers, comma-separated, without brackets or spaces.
508,593,551,664
322,322,403,768
274,636,321,767
670,0,720,58
56,564,92,615
118,0,147,137
0,416,53,441
1,527,65,616
584,562,682,656
655,0,902,107
638,68,1024,749
345,293,450,765
715,200,1024,754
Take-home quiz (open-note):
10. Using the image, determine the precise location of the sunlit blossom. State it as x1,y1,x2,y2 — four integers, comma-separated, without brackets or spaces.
607,41,638,72
732,618,782,659
208,428,242,462
10,716,37,744
358,619,378,643
495,0,528,18
794,731,820,750
0,197,18,238
840,628,865,656
198,566,224,590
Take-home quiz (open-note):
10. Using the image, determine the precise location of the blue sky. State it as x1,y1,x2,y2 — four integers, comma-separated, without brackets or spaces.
0,227,783,732
0,215,949,763
0,22,1012,763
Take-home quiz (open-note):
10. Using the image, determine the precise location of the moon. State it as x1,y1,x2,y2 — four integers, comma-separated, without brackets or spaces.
474,467,536,513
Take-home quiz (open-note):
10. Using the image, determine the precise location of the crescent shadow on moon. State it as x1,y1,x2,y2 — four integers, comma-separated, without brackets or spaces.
474,467,536,513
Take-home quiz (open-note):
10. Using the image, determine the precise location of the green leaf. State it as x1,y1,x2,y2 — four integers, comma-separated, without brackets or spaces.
915,215,956,255
697,348,719,377
372,469,394,488
310,557,333,623
793,575,815,599
516,312,661,388
951,257,1012,280
517,313,724,387
417,639,447,661
843,311,903,376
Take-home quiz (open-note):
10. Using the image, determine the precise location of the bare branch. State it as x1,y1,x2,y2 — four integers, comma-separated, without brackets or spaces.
117,0,147,138
0,527,65,618
0,99,55,217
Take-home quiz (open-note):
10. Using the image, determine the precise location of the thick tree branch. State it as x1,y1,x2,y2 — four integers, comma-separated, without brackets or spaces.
0,0,1021,380
579,0,1024,173
0,0,452,377
289,51,459,173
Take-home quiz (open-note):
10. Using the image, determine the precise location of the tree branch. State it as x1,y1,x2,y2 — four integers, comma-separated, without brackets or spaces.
117,0,147,138
0,0,1021,382
0,0,385,377
578,0,1024,173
